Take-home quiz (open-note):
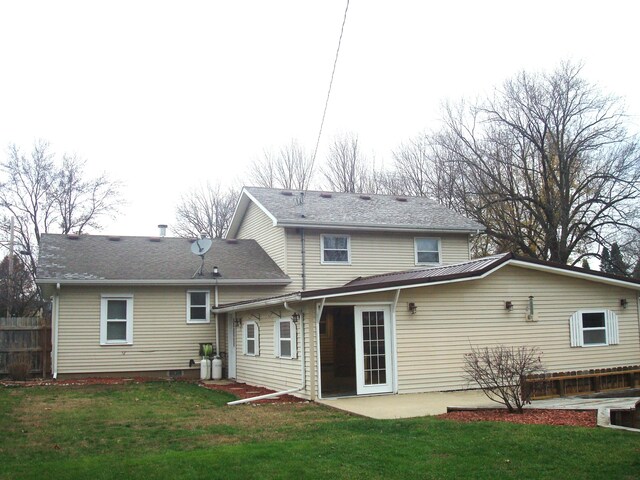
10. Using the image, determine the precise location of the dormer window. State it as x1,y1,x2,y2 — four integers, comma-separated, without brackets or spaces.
415,237,441,265
321,234,351,264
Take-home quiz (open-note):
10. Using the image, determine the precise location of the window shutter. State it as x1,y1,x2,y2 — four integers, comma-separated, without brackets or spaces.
569,311,583,347
274,322,279,357
255,324,260,356
605,310,619,345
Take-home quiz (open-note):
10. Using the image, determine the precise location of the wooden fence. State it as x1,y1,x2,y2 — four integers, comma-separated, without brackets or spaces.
525,366,640,400
0,316,51,378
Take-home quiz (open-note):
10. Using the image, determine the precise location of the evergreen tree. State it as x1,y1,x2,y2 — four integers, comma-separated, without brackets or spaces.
632,259,640,280
610,243,629,276
581,259,590,270
600,247,612,274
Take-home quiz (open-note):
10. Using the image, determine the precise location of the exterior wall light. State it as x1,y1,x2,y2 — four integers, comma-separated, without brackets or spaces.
408,302,417,314
291,312,300,324
620,298,628,309
505,301,514,311
213,266,220,277
233,317,242,327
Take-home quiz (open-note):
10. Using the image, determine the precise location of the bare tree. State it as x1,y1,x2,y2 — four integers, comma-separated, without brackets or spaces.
426,62,640,264
248,140,314,190
322,133,373,193
174,183,239,239
0,140,122,285
0,255,39,317
463,345,544,413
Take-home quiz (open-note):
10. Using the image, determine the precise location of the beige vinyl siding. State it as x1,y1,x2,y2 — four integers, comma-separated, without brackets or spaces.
233,304,312,398
218,285,290,305
57,286,217,375
394,265,640,393
286,229,471,291
236,201,286,271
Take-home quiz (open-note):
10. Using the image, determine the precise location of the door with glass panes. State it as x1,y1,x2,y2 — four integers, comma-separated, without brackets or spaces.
354,306,393,395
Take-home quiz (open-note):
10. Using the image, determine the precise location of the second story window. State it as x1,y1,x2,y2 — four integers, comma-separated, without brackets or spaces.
415,237,441,265
321,234,351,264
187,290,210,324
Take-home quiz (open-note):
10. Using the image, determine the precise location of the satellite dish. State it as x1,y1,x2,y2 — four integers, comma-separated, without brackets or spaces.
191,238,212,256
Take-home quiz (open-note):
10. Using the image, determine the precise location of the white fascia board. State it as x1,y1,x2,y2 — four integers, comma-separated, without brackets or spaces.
301,261,509,301
508,260,640,291
277,222,483,234
213,293,302,314
225,189,252,239
36,278,292,286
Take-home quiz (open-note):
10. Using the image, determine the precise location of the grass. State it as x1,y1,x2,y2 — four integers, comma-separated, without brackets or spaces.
0,382,639,479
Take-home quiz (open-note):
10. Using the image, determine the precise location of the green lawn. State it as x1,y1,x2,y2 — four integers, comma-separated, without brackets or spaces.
0,382,638,479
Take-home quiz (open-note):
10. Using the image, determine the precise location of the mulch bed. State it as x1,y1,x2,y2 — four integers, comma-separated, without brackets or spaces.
201,381,307,404
439,408,597,427
1,377,306,405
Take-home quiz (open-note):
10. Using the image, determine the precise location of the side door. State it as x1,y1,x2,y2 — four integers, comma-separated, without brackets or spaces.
354,305,393,395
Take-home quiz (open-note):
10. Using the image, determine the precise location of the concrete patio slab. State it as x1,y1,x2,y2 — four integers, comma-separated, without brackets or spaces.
317,390,640,431
317,390,491,419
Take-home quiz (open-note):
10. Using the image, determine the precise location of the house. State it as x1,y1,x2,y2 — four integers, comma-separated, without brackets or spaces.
37,187,640,400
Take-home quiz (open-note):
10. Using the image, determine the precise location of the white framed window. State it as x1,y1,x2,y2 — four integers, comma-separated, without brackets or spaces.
415,237,441,265
275,319,297,359
321,234,351,264
187,290,210,324
569,309,619,347
100,295,133,345
243,321,259,356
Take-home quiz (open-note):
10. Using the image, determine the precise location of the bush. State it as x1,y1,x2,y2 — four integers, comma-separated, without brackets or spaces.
463,345,543,413
7,352,32,381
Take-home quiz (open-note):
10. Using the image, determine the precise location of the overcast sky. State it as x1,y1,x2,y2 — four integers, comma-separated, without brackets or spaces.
1,1,639,237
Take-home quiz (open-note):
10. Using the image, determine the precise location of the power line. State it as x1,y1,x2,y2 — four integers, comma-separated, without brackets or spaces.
309,0,350,178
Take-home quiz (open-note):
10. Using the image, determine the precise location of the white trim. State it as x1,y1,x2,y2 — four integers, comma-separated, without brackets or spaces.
37,278,291,286
243,320,259,356
276,222,481,234
320,234,351,265
100,294,134,346
354,305,393,395
51,294,59,379
315,299,325,400
569,309,619,347
414,236,442,266
391,289,400,394
226,188,278,238
213,293,302,314
186,290,210,324
227,316,236,378
274,318,297,359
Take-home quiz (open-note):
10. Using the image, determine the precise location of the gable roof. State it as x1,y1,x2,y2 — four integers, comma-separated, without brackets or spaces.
226,187,485,237
37,234,290,285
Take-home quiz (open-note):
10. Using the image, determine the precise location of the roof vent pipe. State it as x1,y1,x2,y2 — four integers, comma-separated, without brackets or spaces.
158,224,168,237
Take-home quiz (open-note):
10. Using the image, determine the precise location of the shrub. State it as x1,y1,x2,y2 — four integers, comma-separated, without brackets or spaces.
7,352,32,381
463,345,543,413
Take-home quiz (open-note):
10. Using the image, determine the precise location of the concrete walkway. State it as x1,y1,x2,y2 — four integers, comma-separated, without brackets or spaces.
317,390,640,431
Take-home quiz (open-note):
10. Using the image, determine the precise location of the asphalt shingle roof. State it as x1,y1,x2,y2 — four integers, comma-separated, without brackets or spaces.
244,187,484,232
37,234,290,283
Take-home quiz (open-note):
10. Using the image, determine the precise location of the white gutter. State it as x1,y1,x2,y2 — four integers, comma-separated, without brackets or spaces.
391,289,401,394
275,222,482,234
214,286,220,356
52,283,61,379
284,301,305,390
315,298,325,400
37,278,292,286
227,387,302,405
213,293,302,314
227,301,306,406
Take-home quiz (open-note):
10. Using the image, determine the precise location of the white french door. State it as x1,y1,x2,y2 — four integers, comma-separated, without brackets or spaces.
354,306,393,395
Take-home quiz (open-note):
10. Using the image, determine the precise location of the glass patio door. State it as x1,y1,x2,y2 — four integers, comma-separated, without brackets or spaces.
354,306,393,395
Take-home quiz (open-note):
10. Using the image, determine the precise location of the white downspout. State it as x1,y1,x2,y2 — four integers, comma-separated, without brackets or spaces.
315,298,325,400
52,283,61,379
391,288,401,394
283,301,305,390
227,301,306,406
214,286,220,355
